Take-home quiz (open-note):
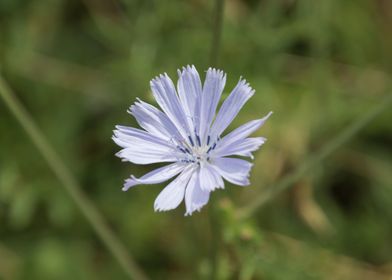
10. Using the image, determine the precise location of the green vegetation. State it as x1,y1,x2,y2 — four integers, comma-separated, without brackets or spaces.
1,0,391,279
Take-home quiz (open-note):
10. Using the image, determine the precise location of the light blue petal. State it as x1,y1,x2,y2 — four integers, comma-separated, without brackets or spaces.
150,74,193,145
184,171,210,216
212,157,252,186
114,126,174,148
199,68,226,144
177,65,202,133
218,112,272,151
199,162,224,191
113,127,183,164
210,79,254,140
129,99,181,141
123,162,186,191
213,137,266,158
115,145,178,165
154,165,195,212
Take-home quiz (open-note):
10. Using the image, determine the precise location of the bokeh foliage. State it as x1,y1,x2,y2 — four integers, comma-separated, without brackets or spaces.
1,0,392,279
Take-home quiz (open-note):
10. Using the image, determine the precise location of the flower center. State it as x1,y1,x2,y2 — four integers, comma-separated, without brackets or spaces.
176,134,219,164
191,145,209,163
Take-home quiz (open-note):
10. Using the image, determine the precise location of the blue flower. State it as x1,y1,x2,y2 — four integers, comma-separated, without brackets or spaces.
113,65,272,215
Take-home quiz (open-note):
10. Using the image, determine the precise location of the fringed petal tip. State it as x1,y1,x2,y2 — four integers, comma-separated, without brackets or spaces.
236,78,255,94
122,183,131,192
206,67,226,77
180,64,198,73
154,202,181,213
185,200,208,216
184,207,202,216
122,178,136,192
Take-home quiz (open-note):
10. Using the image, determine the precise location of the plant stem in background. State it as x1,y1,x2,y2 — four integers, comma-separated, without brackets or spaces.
210,0,224,68
208,0,225,279
237,93,392,220
0,74,148,280
208,202,221,279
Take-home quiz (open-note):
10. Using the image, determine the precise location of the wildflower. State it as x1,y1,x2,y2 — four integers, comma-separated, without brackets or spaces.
113,65,272,215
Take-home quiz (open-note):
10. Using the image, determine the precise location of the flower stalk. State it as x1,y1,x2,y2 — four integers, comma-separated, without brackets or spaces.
0,74,148,280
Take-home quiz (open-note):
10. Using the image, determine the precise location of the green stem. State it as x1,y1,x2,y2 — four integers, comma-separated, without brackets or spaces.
237,93,392,220
0,74,148,280
208,0,225,278
208,203,220,280
210,0,224,67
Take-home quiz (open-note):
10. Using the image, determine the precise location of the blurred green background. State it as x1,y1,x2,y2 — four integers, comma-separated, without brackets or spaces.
1,0,392,279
